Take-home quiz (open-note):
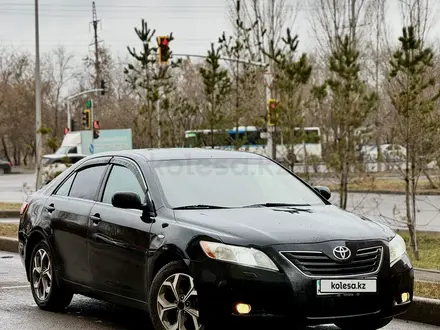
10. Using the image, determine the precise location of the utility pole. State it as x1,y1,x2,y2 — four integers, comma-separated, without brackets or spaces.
91,1,101,92
90,1,101,144
34,0,42,190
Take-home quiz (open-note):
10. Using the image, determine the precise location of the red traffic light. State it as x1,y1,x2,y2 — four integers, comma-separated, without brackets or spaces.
161,38,169,46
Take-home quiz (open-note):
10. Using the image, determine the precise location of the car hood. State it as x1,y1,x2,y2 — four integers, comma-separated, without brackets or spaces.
173,204,395,246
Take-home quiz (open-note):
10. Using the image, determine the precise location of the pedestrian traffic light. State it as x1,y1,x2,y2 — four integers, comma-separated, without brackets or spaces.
93,120,100,139
100,79,106,95
267,99,279,126
157,36,170,64
82,109,91,129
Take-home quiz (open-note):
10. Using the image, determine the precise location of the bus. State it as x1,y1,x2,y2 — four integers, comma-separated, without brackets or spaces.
183,126,322,162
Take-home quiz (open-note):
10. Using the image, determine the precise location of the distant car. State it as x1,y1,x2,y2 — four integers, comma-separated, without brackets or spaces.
41,153,86,184
0,158,12,174
18,148,413,330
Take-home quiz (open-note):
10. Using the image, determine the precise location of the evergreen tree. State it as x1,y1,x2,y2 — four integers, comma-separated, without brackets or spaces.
124,19,179,147
199,43,232,148
388,26,440,260
265,29,313,171
324,36,377,210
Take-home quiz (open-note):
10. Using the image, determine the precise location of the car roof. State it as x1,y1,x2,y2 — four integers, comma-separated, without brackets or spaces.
86,148,264,161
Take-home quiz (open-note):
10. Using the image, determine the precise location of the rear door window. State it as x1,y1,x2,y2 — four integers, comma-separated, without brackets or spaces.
69,165,107,201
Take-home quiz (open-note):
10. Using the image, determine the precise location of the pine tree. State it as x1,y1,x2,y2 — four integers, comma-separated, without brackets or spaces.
388,26,440,260
265,29,313,171
199,43,232,148
124,19,179,148
324,36,377,210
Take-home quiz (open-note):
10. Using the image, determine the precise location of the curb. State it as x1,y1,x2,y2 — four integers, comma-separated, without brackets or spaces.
414,267,440,274
0,236,18,253
398,297,440,326
0,210,20,218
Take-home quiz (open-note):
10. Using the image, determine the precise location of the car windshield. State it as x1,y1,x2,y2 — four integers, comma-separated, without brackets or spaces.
150,158,326,208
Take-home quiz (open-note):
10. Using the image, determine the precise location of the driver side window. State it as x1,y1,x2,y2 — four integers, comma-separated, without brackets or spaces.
102,165,145,205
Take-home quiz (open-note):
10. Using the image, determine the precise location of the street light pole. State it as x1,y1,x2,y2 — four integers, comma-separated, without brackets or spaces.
34,0,42,190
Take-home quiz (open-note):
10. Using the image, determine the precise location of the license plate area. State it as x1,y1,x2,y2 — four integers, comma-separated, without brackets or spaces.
316,278,377,296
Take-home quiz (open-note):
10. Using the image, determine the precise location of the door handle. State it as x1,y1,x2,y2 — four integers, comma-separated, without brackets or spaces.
90,213,101,224
45,204,55,213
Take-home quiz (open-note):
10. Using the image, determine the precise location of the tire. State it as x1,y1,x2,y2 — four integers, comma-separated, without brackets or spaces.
148,260,205,330
29,240,73,311
335,317,393,330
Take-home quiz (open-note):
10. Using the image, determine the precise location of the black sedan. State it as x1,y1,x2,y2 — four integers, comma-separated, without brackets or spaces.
17,148,413,330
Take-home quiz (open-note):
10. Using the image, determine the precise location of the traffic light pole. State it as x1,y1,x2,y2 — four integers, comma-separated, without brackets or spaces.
65,88,104,131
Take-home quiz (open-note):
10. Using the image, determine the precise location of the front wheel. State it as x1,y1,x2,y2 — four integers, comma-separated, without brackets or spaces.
149,261,204,330
335,317,393,330
29,240,73,311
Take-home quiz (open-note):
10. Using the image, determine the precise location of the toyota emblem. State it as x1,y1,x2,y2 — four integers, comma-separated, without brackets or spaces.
333,246,351,260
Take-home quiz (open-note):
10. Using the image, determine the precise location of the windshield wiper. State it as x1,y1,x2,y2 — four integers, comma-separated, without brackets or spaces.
173,204,229,210
242,203,311,208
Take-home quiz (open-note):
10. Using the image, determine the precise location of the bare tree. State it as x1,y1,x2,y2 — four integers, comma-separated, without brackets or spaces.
43,46,76,145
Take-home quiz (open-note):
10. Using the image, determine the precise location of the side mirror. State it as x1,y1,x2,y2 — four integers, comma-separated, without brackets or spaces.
112,192,143,210
314,186,331,200
111,191,156,223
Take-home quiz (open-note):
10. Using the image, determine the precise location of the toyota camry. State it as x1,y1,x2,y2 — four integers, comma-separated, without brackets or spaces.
18,148,413,330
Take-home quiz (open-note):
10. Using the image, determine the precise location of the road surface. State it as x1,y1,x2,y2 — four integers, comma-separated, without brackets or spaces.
0,251,435,330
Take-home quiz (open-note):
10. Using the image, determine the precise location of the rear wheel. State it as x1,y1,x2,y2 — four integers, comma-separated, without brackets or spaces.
29,240,73,311
149,261,204,330
336,317,393,330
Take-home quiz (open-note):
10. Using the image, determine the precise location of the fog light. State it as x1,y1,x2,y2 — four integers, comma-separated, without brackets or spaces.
401,292,410,303
234,303,251,314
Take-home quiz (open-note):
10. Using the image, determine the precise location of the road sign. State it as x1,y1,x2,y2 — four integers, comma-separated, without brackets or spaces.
89,144,94,154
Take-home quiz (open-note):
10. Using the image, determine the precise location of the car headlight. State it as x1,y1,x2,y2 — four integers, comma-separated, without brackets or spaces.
389,234,407,266
199,241,279,271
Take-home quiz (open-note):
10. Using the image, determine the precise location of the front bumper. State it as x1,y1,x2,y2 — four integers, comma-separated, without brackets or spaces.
190,250,414,326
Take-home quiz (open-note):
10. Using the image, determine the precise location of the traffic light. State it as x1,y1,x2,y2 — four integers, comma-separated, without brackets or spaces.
93,120,100,139
100,79,106,95
267,99,279,126
82,109,91,129
157,36,170,64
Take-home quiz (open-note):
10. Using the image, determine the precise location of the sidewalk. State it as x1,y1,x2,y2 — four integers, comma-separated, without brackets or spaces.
415,268,440,283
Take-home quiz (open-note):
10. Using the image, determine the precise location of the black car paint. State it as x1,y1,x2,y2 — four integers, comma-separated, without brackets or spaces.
18,148,414,326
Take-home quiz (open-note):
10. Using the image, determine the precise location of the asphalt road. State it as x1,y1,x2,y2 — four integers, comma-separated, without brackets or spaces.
0,251,436,330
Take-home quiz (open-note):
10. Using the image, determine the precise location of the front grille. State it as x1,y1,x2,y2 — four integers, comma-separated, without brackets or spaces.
281,246,383,277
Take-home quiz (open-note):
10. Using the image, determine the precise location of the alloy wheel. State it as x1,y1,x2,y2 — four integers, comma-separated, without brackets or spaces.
157,272,202,330
32,248,52,301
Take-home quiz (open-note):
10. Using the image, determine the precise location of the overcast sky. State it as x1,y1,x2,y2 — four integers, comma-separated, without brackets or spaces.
1,0,440,65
